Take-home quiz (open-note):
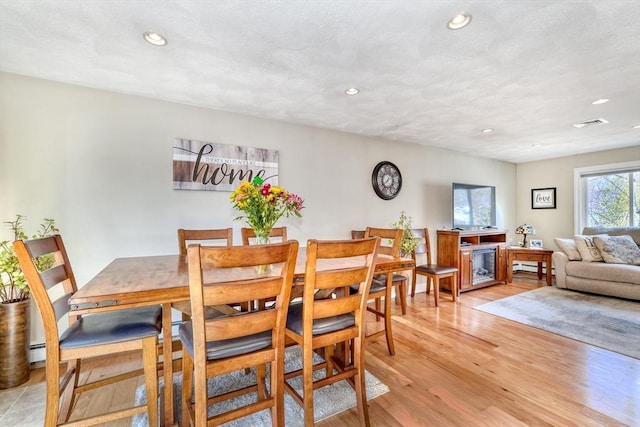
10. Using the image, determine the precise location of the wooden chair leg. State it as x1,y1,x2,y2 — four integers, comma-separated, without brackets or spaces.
182,351,194,427
411,271,417,297
397,280,407,315
433,276,440,307
142,337,159,427
353,338,371,427
384,285,395,355
271,350,285,427
302,344,315,426
425,277,432,295
374,297,381,321
57,359,78,424
451,274,458,302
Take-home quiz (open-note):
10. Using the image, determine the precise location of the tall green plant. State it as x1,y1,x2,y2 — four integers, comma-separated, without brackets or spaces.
392,211,420,256
0,215,59,303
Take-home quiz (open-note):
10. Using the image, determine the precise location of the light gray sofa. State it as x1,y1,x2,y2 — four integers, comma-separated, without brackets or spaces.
552,227,640,301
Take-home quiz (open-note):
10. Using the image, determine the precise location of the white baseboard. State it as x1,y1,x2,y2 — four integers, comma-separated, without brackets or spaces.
29,343,46,363
514,262,555,275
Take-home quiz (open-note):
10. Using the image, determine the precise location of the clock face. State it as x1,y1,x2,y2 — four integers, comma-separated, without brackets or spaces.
372,161,402,200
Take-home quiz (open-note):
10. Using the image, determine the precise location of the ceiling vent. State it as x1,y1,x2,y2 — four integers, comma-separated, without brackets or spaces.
572,118,609,129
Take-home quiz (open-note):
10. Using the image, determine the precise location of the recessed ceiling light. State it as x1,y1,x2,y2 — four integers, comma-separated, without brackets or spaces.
532,144,542,148
143,32,167,46
481,128,494,133
448,12,472,30
344,88,360,96
591,98,610,105
633,124,640,129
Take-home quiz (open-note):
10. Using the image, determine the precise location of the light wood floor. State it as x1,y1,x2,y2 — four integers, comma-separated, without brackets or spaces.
18,273,640,426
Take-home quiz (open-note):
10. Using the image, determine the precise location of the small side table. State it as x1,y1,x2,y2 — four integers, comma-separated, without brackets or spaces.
506,247,554,286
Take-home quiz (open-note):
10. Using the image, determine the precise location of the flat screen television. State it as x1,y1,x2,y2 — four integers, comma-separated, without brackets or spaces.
452,182,496,229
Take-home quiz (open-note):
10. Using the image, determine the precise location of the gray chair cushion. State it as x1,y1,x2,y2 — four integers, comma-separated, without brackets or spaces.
374,273,406,283
286,302,355,336
179,320,272,360
416,264,457,275
59,305,162,349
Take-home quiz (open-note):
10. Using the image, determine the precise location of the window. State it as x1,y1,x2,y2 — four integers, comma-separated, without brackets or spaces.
574,161,640,232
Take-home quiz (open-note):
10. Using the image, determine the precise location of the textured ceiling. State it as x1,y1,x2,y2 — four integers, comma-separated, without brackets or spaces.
1,0,639,163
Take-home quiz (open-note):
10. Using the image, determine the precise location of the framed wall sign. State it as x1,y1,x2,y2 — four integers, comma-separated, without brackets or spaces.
531,187,556,209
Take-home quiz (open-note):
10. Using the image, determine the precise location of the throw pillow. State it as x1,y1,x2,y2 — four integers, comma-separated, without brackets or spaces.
554,238,582,260
593,235,640,265
573,234,608,262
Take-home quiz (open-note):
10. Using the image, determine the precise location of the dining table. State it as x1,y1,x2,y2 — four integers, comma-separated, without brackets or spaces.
68,248,415,426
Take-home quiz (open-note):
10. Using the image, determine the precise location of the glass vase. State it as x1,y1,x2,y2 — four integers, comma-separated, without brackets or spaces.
254,229,271,275
255,232,270,246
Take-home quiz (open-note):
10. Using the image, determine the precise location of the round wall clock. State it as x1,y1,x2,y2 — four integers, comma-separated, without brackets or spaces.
371,161,402,200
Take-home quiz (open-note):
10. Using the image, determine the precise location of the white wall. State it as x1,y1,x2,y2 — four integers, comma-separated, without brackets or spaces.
516,145,640,248
0,72,517,349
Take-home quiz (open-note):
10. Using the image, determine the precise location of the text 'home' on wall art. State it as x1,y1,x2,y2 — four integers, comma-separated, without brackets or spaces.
172,138,279,191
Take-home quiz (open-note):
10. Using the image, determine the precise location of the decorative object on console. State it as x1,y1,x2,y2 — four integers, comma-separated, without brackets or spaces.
529,239,543,248
230,176,304,242
392,211,420,256
531,187,556,209
515,223,535,247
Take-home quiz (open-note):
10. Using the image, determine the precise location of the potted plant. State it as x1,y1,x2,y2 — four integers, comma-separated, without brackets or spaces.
392,211,420,257
0,214,58,389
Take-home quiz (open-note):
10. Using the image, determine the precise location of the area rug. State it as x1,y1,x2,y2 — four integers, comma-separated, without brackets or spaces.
474,286,640,359
132,346,389,426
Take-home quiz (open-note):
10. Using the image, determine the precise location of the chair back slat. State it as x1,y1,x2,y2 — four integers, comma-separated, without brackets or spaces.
39,264,70,291
364,227,402,257
201,278,283,307
19,235,59,258
205,310,277,341
178,228,233,256
313,295,360,319
315,267,369,290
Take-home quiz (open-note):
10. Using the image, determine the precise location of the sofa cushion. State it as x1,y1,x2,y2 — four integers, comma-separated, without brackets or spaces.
565,260,640,285
593,235,640,265
583,227,640,246
573,234,608,262
554,238,582,260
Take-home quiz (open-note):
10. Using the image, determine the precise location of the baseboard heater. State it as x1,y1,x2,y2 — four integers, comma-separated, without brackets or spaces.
515,262,555,275
29,342,46,363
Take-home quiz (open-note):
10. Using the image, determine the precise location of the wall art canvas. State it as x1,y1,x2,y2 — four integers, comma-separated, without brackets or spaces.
173,138,279,191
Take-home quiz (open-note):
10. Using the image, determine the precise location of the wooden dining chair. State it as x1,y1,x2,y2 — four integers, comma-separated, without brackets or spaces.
174,228,236,317
352,229,409,315
13,235,161,427
179,240,299,426
177,227,233,255
353,227,403,355
410,228,458,306
241,226,288,245
285,237,379,427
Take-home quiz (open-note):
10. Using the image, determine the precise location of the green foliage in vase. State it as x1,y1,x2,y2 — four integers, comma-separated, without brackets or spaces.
392,211,420,256
0,215,59,303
